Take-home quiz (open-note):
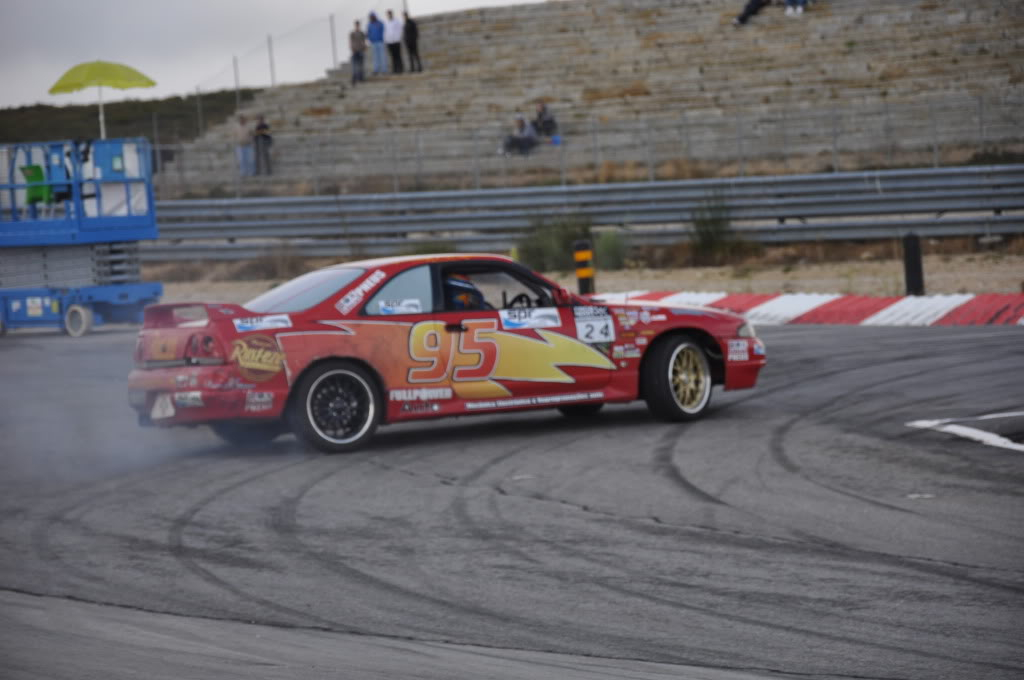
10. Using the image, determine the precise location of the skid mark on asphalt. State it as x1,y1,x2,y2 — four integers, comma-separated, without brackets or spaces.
166,455,347,629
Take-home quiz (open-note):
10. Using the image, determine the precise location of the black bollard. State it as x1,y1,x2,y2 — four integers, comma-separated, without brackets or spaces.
903,232,925,296
573,239,595,295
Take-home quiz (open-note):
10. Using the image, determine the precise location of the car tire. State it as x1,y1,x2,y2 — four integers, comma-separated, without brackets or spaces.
211,420,284,446
643,334,713,421
63,304,94,338
557,403,604,418
289,361,381,454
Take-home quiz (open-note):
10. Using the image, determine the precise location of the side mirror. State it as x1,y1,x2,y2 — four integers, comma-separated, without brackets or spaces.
551,287,572,306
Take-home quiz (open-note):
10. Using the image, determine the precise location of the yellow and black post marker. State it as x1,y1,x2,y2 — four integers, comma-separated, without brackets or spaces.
573,239,595,295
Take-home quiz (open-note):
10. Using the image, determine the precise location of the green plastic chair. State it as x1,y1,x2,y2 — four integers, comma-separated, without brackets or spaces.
20,164,53,205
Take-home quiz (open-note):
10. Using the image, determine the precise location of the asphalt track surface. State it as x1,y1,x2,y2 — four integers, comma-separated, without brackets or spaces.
1,325,1022,679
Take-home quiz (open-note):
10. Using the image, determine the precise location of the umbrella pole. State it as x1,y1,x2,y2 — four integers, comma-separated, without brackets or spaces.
98,85,106,139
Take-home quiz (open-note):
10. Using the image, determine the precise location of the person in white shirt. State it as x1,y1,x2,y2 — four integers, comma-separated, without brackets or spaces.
384,10,404,74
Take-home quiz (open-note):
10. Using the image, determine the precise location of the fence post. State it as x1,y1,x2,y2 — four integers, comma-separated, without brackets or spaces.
233,56,241,111
573,240,595,295
977,95,986,150
903,232,925,296
929,102,938,167
644,120,655,182
329,14,339,70
151,112,162,174
830,109,839,172
195,86,204,136
391,134,399,193
735,113,745,177
560,138,567,186
472,129,481,190
267,34,277,87
415,130,423,189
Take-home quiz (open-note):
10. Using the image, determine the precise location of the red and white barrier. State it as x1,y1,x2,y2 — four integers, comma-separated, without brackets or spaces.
596,291,1024,326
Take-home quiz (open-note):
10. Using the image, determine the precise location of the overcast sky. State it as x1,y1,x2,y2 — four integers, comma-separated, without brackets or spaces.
0,0,546,110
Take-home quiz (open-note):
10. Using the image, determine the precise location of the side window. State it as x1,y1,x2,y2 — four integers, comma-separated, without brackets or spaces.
441,267,553,311
364,265,432,315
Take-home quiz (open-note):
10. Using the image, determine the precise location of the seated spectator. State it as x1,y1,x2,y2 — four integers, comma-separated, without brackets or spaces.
533,102,558,138
502,115,538,156
733,0,771,26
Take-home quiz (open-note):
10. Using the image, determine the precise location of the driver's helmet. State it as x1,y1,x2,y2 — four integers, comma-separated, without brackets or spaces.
445,273,485,310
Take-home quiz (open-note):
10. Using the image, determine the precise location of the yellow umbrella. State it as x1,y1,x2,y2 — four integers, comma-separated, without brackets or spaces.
49,61,156,139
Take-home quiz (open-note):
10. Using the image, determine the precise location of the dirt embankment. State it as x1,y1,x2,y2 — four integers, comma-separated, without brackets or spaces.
154,252,1024,304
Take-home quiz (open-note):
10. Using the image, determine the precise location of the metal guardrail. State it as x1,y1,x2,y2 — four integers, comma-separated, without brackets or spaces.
144,165,1024,261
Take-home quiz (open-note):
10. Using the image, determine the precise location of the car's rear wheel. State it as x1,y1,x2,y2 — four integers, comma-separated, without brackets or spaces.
289,361,380,453
557,403,604,418
643,334,713,421
211,421,284,446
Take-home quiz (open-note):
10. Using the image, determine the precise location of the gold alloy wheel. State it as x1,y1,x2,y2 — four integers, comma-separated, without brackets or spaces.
670,344,709,411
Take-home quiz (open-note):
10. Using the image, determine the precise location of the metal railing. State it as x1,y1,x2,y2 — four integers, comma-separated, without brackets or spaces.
142,164,1024,261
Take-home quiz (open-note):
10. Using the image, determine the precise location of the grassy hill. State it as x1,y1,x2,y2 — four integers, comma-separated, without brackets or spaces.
0,89,261,144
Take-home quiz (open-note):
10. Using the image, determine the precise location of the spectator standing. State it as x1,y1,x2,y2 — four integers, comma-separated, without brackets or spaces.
367,13,386,75
733,0,771,26
234,115,254,177
785,0,807,15
533,102,558,138
403,12,422,73
349,20,367,85
384,10,404,74
503,114,538,156
254,115,273,176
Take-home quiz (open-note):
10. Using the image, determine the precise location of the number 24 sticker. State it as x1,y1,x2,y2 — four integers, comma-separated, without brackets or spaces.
575,317,615,343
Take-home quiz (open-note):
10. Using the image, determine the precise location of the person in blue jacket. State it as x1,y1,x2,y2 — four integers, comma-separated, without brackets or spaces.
367,12,386,75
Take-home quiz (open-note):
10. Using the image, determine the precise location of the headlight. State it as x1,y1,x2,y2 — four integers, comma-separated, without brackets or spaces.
737,322,757,338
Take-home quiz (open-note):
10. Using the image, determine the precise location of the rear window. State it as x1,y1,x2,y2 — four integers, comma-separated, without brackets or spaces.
244,267,364,313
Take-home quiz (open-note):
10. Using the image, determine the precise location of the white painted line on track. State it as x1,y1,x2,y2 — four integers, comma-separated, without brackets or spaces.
861,294,974,326
744,293,843,325
906,411,1024,452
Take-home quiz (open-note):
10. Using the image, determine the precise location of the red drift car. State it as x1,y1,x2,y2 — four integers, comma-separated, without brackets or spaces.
128,254,765,452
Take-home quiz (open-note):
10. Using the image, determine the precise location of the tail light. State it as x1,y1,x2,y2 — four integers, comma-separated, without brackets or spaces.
185,333,226,365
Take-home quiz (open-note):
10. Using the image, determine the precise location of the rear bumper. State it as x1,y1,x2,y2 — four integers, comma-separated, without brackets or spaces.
128,365,286,426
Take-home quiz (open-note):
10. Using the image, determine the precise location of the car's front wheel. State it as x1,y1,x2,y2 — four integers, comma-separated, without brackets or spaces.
643,334,713,421
289,361,381,453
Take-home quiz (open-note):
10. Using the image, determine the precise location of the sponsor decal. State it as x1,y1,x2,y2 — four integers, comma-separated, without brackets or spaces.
378,298,423,315
337,269,387,314
150,393,175,420
244,391,275,413
639,311,652,324
636,336,648,346
466,391,605,411
728,339,750,362
173,391,204,408
232,314,292,332
612,344,641,359
27,297,43,317
230,335,284,382
175,374,199,388
151,337,178,360
753,340,766,356
10,300,21,313
652,314,667,321
390,387,453,401
499,307,561,330
407,319,615,399
203,377,256,390
573,305,615,344
401,401,442,414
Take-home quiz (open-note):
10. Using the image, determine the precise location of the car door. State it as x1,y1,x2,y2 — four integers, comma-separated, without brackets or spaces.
429,262,615,408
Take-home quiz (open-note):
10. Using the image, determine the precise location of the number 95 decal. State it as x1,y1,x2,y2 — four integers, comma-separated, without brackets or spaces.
574,316,615,343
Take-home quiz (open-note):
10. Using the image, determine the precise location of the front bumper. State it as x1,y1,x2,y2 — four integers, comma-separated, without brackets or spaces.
128,365,286,426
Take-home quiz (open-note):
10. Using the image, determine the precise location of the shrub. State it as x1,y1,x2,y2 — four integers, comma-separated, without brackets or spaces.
594,230,627,270
517,215,592,272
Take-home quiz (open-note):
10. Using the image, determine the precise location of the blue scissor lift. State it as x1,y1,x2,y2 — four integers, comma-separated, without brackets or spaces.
0,138,163,336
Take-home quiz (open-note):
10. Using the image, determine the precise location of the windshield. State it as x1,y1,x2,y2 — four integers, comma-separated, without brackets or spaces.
244,267,364,313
